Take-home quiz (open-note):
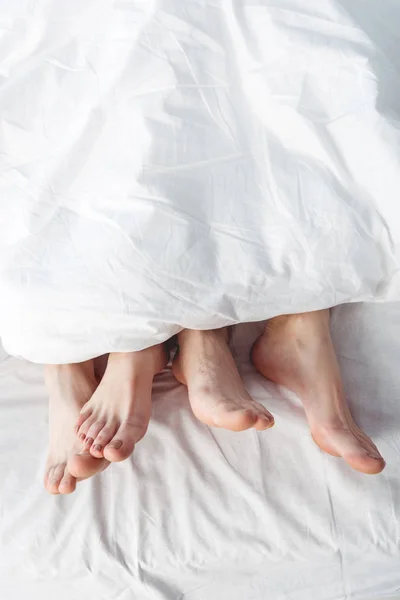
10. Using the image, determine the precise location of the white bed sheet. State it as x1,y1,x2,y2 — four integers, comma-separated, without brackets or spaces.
0,303,400,600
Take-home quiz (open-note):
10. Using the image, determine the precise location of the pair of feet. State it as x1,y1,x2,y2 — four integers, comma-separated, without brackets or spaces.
44,310,385,494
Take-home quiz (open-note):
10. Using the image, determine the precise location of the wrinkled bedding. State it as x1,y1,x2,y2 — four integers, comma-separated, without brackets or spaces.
1,304,400,600
1,0,400,363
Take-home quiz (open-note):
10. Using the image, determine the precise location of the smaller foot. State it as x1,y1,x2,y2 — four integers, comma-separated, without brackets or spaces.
172,328,274,431
44,361,109,495
76,345,168,462
252,312,385,475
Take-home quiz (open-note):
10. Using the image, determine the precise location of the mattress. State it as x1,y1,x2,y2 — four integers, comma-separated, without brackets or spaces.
1,302,400,600
1,0,400,363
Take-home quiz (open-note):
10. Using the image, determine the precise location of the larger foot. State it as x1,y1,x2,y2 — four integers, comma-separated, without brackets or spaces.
252,311,385,474
172,328,274,431
44,361,109,495
76,345,168,462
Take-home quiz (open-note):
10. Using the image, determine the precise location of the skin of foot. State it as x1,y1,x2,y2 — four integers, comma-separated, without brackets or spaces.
172,328,274,431
251,310,385,475
75,344,168,462
44,360,109,495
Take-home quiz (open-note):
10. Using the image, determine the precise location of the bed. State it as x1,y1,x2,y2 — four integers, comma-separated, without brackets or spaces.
1,302,399,600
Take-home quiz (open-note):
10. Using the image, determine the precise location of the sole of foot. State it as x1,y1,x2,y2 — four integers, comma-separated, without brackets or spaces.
172,328,274,432
251,312,385,475
44,361,109,495
76,344,168,462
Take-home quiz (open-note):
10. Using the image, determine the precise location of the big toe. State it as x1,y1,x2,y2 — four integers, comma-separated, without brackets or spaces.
251,401,275,431
68,452,109,480
345,451,386,475
219,406,273,432
58,470,77,495
343,435,385,475
313,426,385,475
195,399,273,432
103,427,136,462
213,406,258,431
45,463,70,495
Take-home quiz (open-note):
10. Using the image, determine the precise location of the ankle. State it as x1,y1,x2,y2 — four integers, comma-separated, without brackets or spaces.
266,311,330,337
45,361,93,377
178,328,229,345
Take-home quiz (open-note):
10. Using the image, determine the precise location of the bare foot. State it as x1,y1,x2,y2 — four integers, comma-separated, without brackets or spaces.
76,345,168,462
172,328,274,431
252,311,385,475
44,361,109,495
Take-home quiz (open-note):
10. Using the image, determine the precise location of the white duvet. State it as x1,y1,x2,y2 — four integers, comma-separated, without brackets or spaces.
1,0,400,363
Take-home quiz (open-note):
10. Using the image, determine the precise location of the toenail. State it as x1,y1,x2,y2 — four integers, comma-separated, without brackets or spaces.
85,437,94,446
108,440,123,449
93,444,102,452
368,450,383,460
79,433,86,441
258,409,271,418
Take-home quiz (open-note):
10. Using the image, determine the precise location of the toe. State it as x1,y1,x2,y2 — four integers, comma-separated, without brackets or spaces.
44,467,56,494
84,420,106,448
45,464,65,495
344,431,385,475
191,398,257,431
346,453,386,475
90,444,104,458
312,425,386,475
214,406,258,431
90,425,118,458
249,401,275,431
75,407,93,433
104,426,136,462
59,470,77,495
253,414,275,431
77,417,96,443
68,453,109,480
204,397,274,432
